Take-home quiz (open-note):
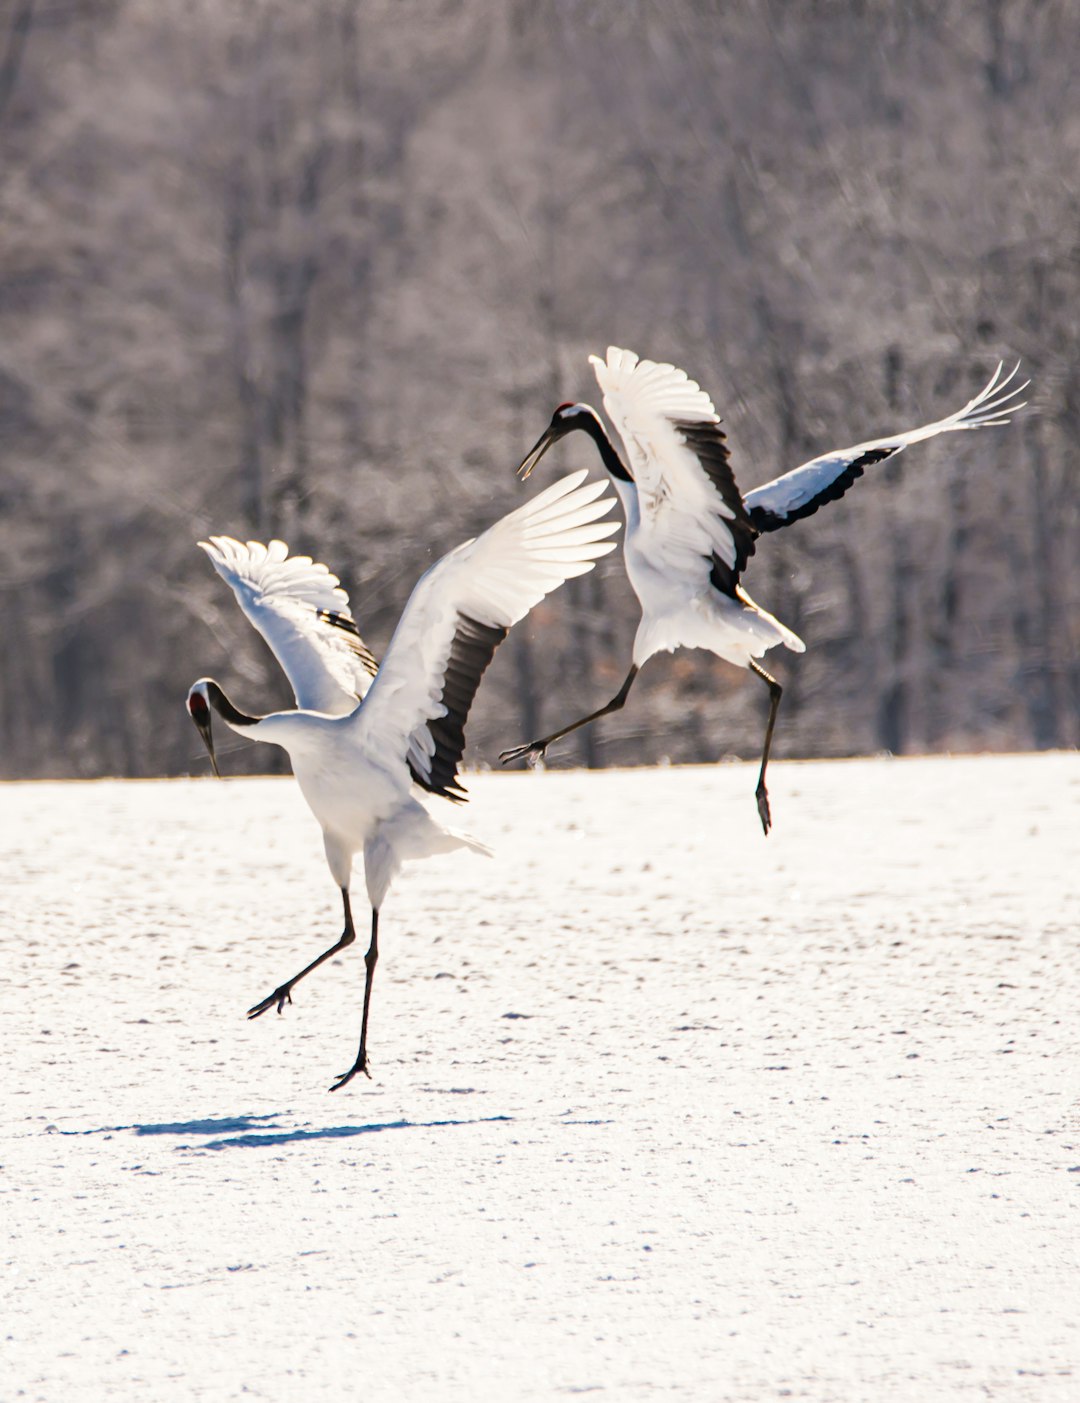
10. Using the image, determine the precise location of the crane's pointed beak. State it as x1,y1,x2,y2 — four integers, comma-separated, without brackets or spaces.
201,723,222,779
188,695,221,778
517,424,560,480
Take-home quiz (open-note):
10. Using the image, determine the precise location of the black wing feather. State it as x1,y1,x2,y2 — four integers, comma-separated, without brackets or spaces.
315,608,379,678
673,419,761,598
746,446,897,534
419,613,508,804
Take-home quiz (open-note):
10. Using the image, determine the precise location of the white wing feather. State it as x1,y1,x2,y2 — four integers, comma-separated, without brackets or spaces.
589,346,749,580
350,471,618,788
744,361,1028,528
199,536,377,714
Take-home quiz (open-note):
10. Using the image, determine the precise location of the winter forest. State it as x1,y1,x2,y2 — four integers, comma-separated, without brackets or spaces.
1,0,1077,780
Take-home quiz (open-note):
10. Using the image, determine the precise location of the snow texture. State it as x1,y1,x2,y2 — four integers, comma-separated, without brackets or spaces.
3,754,1078,1401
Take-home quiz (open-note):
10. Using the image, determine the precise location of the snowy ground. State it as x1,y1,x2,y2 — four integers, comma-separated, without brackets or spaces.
3,753,1078,1402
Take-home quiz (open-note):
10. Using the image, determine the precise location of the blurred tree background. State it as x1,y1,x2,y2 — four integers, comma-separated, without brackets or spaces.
1,0,1076,779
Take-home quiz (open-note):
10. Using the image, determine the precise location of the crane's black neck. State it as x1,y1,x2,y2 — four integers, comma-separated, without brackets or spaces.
204,680,263,729
573,409,634,484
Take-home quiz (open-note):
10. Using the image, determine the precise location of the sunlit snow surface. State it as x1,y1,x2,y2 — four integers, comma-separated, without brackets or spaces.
4,755,1078,1402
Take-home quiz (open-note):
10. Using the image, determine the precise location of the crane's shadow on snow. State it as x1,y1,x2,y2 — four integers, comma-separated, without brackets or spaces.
57,1113,513,1151
134,1115,279,1137
190,1116,515,1151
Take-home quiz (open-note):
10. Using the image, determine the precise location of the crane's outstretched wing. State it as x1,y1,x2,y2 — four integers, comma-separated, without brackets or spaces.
744,361,1028,533
589,346,759,596
199,537,378,715
350,471,618,801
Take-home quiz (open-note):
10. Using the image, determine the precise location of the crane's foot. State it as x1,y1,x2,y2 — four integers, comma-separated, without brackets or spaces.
329,1055,371,1092
499,739,548,766
755,782,772,837
247,986,294,1019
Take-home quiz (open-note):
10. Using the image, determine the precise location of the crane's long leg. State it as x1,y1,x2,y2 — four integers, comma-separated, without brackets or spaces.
499,665,640,766
748,660,783,837
330,908,380,1092
247,888,356,1019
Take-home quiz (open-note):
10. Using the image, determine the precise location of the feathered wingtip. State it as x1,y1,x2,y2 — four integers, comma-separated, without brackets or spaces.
199,535,290,573
509,469,620,560
589,346,640,379
589,345,721,425
198,536,353,614
953,360,1030,430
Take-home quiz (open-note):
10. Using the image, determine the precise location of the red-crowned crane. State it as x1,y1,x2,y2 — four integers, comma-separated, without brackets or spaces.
187,470,617,1089
502,348,1026,832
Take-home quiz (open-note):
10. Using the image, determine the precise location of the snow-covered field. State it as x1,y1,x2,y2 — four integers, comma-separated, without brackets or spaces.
3,754,1078,1402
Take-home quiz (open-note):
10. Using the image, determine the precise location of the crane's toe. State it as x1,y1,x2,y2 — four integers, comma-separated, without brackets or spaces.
329,1057,371,1092
247,986,293,1019
755,783,772,836
498,740,547,766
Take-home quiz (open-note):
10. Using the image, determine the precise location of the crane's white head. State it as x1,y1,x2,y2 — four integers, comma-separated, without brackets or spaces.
518,403,602,479
186,679,222,778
